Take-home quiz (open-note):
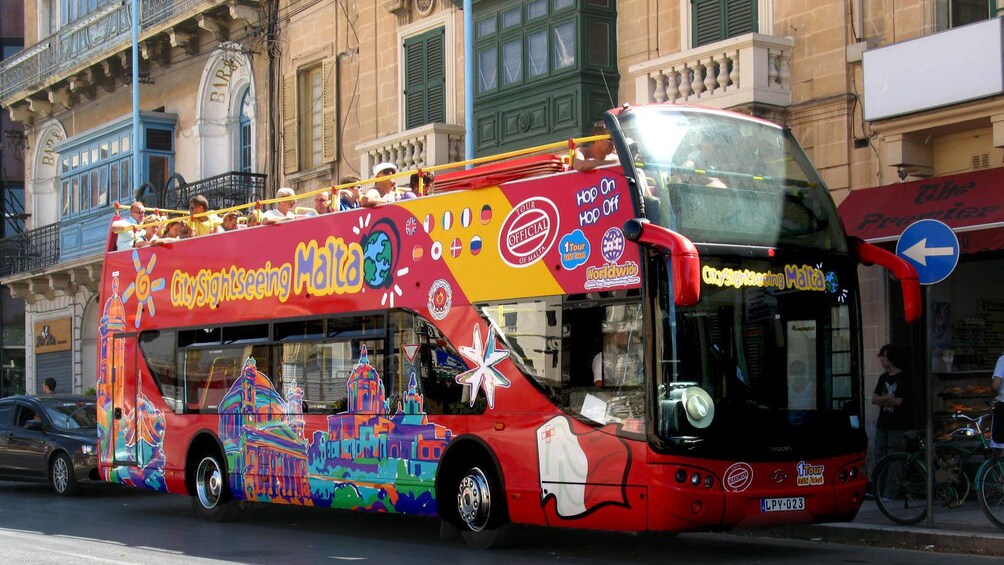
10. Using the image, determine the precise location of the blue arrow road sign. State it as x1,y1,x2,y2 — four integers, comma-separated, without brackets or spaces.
896,219,959,285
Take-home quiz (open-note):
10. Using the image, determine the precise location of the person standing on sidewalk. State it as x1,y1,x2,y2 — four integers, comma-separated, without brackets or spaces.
871,344,912,462
992,352,1004,455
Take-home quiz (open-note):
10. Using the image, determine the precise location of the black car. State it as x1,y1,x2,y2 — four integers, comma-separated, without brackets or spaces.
0,394,99,495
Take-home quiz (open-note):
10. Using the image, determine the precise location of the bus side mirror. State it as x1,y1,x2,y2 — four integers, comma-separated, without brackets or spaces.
851,237,921,324
623,219,701,306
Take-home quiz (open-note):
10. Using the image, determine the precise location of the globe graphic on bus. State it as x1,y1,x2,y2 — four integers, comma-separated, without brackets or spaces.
363,230,393,288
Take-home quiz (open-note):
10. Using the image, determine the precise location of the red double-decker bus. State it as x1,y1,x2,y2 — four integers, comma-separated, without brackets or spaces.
97,104,919,547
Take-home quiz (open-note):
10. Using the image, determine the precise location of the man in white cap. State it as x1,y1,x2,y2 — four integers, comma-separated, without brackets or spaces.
360,162,398,207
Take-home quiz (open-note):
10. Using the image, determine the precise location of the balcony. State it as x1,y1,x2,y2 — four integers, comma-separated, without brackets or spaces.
0,223,60,278
1,0,260,123
138,170,266,211
863,18,1004,122
356,122,466,178
629,33,793,111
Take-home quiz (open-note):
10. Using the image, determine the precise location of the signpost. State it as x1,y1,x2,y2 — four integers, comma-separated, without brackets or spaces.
895,219,960,527
896,219,960,285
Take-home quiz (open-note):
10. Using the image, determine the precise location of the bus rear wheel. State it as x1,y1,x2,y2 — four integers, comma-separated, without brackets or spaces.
191,454,241,522
454,464,510,549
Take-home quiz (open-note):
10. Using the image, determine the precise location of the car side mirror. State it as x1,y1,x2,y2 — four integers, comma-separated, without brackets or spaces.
24,420,44,431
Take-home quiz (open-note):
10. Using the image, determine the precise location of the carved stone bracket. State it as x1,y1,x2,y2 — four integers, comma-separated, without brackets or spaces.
141,38,171,68
6,281,35,305
101,56,126,87
170,29,200,57
228,1,259,23
27,95,52,118
70,265,100,294
28,277,56,301
7,103,33,125
86,66,115,93
47,86,74,111
198,14,229,42
69,73,96,101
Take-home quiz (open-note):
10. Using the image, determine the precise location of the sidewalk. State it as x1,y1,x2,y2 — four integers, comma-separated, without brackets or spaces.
750,499,1004,556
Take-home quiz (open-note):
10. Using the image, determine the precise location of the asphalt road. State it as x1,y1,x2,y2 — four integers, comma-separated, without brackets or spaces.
0,480,996,564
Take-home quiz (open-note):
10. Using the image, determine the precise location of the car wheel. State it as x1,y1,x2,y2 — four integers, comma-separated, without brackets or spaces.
51,452,79,496
191,454,241,522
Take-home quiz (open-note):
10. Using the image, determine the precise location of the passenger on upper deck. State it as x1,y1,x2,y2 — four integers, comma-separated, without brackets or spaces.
360,163,398,207
152,219,183,245
133,215,163,248
262,187,297,224
221,211,242,231
187,195,224,236
312,191,332,214
573,121,618,172
338,175,362,210
111,201,146,250
408,171,435,198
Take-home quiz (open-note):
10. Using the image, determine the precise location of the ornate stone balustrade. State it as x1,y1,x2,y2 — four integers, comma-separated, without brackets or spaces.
356,123,465,178
0,0,243,107
630,33,793,110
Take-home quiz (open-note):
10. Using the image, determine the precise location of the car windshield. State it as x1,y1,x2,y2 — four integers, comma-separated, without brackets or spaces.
42,400,97,430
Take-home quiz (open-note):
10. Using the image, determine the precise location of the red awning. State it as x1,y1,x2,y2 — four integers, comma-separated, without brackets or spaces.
838,167,1004,254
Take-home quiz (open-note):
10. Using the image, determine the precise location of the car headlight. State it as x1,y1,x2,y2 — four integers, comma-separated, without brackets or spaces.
80,444,95,455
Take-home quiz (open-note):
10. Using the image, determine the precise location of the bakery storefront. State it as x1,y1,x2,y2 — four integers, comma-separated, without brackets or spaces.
839,168,1004,433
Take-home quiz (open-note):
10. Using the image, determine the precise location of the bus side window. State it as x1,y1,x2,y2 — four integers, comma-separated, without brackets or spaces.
201,357,238,409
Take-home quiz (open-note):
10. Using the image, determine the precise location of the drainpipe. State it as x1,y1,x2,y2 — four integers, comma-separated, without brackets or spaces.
464,0,473,163
131,0,141,196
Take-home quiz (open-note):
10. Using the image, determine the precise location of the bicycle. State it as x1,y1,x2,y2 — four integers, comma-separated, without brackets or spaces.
872,411,1004,529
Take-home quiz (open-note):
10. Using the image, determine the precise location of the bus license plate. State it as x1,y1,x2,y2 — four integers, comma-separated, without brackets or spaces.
761,497,805,512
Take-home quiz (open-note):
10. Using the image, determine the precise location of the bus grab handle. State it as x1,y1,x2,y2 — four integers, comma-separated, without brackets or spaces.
623,219,701,307
851,238,922,324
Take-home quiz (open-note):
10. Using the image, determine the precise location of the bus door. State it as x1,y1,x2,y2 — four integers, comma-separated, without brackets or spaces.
111,333,138,465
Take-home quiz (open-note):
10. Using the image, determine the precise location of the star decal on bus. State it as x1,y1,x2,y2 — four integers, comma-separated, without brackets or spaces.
456,324,511,409
121,249,166,328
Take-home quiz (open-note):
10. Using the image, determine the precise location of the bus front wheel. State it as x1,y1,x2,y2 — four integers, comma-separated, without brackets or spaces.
454,464,510,549
191,454,241,522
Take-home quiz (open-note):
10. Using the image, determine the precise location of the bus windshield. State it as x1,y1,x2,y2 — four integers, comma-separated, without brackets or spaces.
653,253,863,459
615,106,848,252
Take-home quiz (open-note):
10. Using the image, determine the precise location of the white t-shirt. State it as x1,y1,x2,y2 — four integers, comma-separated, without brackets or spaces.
993,354,1004,402
116,217,138,250
262,209,294,221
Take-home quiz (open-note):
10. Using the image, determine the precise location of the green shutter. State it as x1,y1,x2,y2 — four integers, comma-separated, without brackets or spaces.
404,27,446,130
692,0,723,48
426,29,446,124
725,0,756,38
692,0,756,47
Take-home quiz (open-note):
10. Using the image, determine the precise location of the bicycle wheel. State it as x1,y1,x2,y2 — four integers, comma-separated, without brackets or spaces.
873,453,927,525
977,458,1004,529
933,444,971,509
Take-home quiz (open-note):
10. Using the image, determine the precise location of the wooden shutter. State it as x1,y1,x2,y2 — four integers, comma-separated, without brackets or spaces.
692,0,756,47
282,72,298,174
425,29,446,124
725,0,756,38
404,27,446,130
322,58,338,163
404,37,426,130
692,0,722,48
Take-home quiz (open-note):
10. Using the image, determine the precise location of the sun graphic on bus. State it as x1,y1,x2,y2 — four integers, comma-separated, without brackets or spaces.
121,249,166,329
